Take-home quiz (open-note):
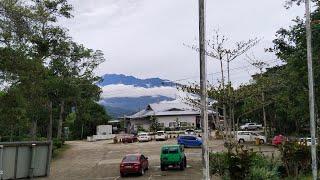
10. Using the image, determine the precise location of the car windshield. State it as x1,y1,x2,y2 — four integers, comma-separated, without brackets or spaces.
123,155,139,162
157,132,164,135
162,147,179,154
139,133,147,136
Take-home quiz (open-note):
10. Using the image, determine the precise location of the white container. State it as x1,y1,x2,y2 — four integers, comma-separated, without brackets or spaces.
97,125,112,135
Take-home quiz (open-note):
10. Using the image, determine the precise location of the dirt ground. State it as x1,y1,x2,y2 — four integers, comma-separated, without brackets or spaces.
40,138,277,180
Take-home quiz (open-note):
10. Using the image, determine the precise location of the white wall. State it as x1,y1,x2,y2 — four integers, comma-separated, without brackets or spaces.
129,115,197,132
158,115,197,128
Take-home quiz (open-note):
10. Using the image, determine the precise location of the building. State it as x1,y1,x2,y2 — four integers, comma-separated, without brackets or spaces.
125,101,219,132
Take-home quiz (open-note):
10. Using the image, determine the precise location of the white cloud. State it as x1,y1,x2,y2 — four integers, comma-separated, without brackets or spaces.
101,84,179,99
61,0,304,85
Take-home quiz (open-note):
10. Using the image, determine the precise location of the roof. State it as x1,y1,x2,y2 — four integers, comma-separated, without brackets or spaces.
126,101,216,119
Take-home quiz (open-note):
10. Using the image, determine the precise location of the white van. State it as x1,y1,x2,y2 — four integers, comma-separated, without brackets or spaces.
236,131,266,144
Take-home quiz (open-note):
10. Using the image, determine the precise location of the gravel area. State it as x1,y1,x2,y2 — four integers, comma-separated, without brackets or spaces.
39,138,277,180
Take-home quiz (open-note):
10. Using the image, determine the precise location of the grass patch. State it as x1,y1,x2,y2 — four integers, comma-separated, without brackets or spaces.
52,144,70,160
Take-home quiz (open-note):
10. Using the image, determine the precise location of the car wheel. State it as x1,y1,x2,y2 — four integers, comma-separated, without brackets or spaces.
239,139,245,143
179,161,185,170
120,172,125,177
184,158,187,168
161,164,166,171
259,139,265,144
245,128,248,131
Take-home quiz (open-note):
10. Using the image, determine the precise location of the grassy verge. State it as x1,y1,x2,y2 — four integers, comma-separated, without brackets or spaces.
52,144,70,160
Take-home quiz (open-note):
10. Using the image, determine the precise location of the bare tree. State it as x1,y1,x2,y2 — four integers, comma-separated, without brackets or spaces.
246,54,269,137
185,30,259,140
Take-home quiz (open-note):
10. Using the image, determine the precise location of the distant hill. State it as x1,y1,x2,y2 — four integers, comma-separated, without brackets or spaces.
99,74,177,118
100,96,174,118
98,74,175,88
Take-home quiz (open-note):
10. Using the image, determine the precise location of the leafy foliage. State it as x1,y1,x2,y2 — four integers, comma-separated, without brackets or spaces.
0,0,110,141
209,145,280,180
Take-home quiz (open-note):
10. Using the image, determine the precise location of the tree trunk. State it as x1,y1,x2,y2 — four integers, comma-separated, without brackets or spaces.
47,101,53,141
260,71,267,137
10,124,14,142
219,58,228,139
31,118,37,141
57,100,65,140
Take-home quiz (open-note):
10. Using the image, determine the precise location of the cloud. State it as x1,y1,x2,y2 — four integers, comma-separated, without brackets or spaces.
101,84,179,99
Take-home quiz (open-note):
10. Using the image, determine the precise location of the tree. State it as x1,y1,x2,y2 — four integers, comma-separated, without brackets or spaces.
185,30,259,139
0,0,109,142
149,116,160,132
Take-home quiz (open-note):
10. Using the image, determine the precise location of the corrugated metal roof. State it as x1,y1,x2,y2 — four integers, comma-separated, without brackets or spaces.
126,101,216,119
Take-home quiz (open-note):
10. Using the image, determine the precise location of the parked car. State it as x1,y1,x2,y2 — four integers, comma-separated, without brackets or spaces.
298,137,318,146
240,123,262,130
177,135,202,148
184,129,196,135
236,131,266,144
272,134,287,145
137,132,152,142
122,135,138,143
155,131,168,141
160,145,187,171
120,154,149,177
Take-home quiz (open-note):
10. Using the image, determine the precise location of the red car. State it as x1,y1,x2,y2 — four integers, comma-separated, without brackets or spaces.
120,154,149,177
272,134,286,145
122,135,138,143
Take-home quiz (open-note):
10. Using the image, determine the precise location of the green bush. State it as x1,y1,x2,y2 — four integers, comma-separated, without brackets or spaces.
209,152,229,176
247,166,279,180
210,145,281,179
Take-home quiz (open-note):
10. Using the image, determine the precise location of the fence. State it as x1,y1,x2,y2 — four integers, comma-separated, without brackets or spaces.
0,141,52,180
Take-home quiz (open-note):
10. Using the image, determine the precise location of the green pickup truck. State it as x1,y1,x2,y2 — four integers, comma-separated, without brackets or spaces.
160,145,187,171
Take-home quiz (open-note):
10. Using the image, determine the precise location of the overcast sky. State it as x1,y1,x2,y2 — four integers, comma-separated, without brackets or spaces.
61,0,304,86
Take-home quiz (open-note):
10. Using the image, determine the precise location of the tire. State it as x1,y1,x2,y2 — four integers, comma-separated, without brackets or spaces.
120,172,125,177
259,139,265,144
239,139,245,143
245,127,248,131
184,158,187,168
179,161,185,170
161,164,166,171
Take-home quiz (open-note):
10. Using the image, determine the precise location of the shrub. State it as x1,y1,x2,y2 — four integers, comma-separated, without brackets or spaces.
278,142,310,177
247,166,279,180
210,145,281,179
137,125,146,132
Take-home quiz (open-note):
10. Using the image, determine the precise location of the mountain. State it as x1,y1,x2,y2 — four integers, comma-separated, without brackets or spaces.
100,96,175,118
98,74,175,88
99,74,177,118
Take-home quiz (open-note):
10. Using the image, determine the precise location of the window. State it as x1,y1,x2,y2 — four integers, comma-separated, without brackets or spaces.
169,122,177,127
123,155,139,162
181,136,196,140
162,147,179,154
180,122,187,127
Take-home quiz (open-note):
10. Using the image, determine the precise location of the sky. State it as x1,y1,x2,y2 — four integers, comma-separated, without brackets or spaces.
60,0,305,86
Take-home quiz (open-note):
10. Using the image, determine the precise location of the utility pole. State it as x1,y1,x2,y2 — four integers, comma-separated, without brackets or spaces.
305,0,317,179
198,0,210,179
